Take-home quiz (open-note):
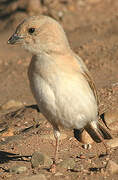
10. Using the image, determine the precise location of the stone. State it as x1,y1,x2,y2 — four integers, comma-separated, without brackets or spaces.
106,138,118,148
0,127,7,133
106,160,118,174
8,165,27,174
58,158,75,170
31,151,53,168
0,100,24,110
104,108,118,126
18,174,47,180
108,121,118,133
79,154,86,159
2,128,14,137
72,164,84,172
82,144,92,150
54,172,63,176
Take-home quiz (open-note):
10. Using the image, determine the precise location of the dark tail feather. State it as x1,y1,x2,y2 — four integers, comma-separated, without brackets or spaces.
85,122,112,143
97,122,112,139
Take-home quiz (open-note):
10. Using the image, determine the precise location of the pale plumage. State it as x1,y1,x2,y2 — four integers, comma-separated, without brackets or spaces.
8,16,112,168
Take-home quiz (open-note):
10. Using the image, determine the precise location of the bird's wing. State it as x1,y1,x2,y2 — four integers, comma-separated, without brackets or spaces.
74,53,99,106
82,70,99,106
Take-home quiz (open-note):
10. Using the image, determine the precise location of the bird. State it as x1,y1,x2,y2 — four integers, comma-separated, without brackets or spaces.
8,15,112,170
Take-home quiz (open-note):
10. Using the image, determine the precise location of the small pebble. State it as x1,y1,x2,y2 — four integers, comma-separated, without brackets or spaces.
106,138,118,148
0,127,6,132
50,163,56,173
58,158,75,170
106,160,118,174
102,161,107,166
31,151,53,168
109,121,118,132
104,108,118,126
0,100,23,110
79,154,86,159
55,172,63,176
8,166,27,174
1,138,5,141
82,144,92,149
88,153,96,159
72,164,84,172
58,11,64,18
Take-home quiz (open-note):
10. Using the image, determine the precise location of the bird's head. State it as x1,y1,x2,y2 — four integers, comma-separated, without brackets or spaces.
8,16,70,55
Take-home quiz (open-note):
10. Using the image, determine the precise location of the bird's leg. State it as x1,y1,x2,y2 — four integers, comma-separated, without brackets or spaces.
53,128,60,163
50,127,60,173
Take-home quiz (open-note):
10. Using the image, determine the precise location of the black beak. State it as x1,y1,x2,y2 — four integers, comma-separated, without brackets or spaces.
8,34,20,44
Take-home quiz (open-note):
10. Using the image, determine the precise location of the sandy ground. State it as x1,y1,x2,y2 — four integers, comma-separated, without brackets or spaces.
0,0,118,179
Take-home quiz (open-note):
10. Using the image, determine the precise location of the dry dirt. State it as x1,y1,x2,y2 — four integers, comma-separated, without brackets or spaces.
0,0,118,180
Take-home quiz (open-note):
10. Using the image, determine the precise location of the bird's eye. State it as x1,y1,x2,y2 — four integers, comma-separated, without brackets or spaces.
28,28,35,34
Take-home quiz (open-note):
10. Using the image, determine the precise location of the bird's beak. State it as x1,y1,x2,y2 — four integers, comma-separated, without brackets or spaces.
8,33,21,44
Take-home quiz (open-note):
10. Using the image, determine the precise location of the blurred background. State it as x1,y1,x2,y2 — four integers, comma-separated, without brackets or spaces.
0,1,118,180
0,0,118,110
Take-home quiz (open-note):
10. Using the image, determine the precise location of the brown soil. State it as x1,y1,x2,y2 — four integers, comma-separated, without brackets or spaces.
0,0,118,180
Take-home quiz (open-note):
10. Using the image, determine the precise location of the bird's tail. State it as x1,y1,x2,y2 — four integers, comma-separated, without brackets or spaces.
85,121,112,143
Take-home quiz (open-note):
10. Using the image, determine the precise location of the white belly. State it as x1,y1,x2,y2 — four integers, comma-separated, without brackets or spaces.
28,71,98,130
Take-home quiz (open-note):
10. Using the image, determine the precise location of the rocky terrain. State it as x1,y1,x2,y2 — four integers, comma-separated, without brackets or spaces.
0,0,118,179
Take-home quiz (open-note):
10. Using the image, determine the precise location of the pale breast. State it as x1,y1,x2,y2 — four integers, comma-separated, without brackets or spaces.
29,72,59,125
28,55,98,130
